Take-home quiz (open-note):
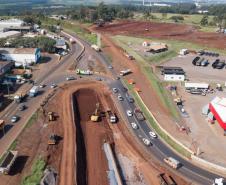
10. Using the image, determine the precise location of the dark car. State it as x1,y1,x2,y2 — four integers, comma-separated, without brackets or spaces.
19,104,26,111
215,61,225,69
192,56,200,65
212,59,220,68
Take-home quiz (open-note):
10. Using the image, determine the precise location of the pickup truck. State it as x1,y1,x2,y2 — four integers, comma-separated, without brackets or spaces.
0,150,18,174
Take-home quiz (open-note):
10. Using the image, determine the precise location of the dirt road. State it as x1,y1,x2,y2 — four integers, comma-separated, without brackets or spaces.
94,20,226,50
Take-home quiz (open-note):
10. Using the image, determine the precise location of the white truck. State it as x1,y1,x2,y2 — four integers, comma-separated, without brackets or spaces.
91,44,101,52
0,150,18,175
119,69,131,76
213,178,225,185
29,85,39,97
107,110,117,123
164,157,181,169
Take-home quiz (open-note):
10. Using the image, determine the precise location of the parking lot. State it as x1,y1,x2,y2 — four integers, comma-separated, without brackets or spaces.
161,54,226,166
162,54,226,84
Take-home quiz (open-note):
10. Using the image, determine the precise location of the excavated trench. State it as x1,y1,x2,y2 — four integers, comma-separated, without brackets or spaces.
72,88,110,185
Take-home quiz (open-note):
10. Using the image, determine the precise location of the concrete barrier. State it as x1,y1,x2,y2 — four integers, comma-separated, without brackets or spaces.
191,155,226,177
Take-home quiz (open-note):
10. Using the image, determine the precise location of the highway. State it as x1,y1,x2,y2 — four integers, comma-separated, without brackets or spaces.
0,30,221,185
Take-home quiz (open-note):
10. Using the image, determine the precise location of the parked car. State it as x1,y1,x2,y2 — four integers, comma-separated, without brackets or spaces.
131,122,138,129
215,61,225,69
192,56,200,66
149,131,157,138
11,115,19,123
212,59,220,68
201,59,209,66
126,110,133,117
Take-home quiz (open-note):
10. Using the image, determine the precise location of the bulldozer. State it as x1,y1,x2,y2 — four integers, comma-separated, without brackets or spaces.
48,112,55,121
90,103,100,122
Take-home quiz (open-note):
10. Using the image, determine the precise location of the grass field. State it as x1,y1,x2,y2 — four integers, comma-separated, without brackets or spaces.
21,157,46,185
112,35,180,120
134,12,217,33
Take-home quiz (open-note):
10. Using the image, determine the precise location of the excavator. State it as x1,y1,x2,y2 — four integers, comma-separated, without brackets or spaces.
90,103,100,122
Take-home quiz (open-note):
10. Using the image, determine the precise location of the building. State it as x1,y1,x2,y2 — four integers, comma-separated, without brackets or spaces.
0,19,24,31
162,67,185,81
0,48,41,67
55,38,67,50
3,26,32,33
0,61,14,79
185,82,209,90
0,31,21,39
209,97,226,133
145,43,168,53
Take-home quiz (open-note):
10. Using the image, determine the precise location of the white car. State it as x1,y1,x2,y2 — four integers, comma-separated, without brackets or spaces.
39,84,46,88
126,110,133,117
131,122,138,129
143,138,151,146
50,84,57,88
118,94,123,101
66,76,75,81
149,131,157,138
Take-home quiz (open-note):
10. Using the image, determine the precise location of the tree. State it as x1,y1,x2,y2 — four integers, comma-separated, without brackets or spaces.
200,15,209,26
162,13,168,19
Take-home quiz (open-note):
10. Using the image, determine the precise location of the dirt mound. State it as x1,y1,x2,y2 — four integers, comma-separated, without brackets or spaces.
94,20,226,49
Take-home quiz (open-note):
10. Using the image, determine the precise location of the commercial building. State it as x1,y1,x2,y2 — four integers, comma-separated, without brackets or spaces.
162,67,185,81
0,48,41,66
0,31,21,39
209,97,226,133
0,19,24,30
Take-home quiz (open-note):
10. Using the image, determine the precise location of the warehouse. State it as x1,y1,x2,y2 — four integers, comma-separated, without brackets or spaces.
0,19,24,31
0,48,41,66
209,97,226,134
161,67,185,81
0,31,21,39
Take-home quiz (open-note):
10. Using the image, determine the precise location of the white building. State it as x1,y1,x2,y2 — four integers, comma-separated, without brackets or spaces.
162,67,185,81
0,48,41,67
0,19,24,31
0,31,21,39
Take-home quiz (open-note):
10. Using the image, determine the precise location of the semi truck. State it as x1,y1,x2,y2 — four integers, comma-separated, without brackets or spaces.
134,108,145,121
0,150,18,175
119,69,131,76
91,44,101,52
29,85,39,97
107,110,117,123
14,91,26,103
164,157,181,169
76,69,93,75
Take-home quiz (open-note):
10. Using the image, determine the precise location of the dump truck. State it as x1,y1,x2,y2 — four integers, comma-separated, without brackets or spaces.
14,91,26,103
91,44,101,52
107,110,117,123
134,108,145,121
90,103,100,122
0,120,5,133
164,157,181,169
76,69,93,75
29,85,39,97
119,69,131,76
0,150,18,175
48,112,55,121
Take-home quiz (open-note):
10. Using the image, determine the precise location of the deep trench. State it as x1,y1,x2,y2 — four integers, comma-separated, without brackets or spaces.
72,94,87,185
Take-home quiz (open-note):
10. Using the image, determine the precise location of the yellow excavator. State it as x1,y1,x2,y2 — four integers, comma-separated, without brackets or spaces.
90,103,100,122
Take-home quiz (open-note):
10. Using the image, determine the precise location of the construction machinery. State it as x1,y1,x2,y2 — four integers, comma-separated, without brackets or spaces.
174,97,182,105
48,134,58,145
0,150,18,175
119,69,131,76
106,110,117,123
128,79,135,85
14,91,26,103
48,112,55,121
90,103,100,122
0,120,5,134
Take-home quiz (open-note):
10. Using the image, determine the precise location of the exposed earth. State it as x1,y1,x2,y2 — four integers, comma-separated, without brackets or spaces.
94,20,226,50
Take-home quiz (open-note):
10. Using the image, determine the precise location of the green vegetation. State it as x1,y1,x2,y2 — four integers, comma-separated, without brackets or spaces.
112,35,180,120
26,111,39,129
124,80,191,158
21,157,46,185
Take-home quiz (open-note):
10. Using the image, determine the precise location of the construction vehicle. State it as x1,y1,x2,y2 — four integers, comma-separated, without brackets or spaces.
14,91,26,103
174,97,182,105
48,112,55,121
0,120,5,134
76,69,93,75
0,150,18,175
128,79,135,85
107,110,117,123
48,134,58,145
90,103,100,122
134,87,141,93
119,69,131,76
164,157,181,169
134,108,145,121
69,38,76,44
